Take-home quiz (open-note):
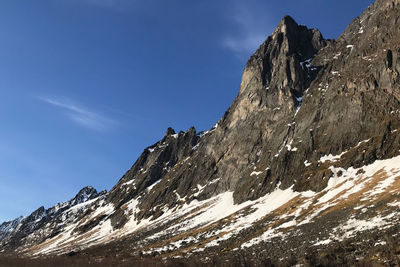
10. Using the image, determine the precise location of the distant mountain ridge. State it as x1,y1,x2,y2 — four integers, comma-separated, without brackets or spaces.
1,0,400,265
0,186,106,253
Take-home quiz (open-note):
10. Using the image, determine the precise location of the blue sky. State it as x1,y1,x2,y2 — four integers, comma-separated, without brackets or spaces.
0,0,374,222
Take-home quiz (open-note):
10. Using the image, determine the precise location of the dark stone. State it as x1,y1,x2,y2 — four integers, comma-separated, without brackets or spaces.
387,49,393,68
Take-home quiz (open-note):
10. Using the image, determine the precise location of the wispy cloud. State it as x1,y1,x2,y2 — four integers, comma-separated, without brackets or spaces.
222,0,273,59
222,34,266,55
38,97,117,131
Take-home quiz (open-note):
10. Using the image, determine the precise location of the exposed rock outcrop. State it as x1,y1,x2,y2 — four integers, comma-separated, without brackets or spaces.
105,126,200,228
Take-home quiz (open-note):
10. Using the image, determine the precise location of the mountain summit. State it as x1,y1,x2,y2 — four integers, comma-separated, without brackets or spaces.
1,0,400,265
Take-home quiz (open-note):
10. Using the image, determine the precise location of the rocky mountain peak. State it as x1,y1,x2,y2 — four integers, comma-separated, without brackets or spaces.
29,206,46,221
241,15,327,98
273,15,326,57
103,125,201,228
273,15,305,41
0,216,23,241
220,16,329,134
164,127,176,137
70,186,99,206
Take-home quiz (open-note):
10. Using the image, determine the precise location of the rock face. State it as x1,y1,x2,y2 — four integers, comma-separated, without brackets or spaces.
132,15,330,218
2,0,400,265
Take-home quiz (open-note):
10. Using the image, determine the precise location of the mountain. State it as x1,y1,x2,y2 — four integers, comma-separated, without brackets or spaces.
1,0,400,265
0,186,106,254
